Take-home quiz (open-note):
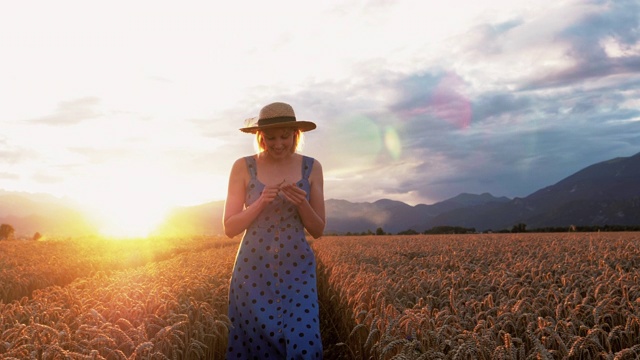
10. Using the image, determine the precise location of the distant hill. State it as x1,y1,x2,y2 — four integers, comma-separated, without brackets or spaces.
323,193,510,234
0,190,95,238
1,152,638,237
154,201,225,237
427,152,640,231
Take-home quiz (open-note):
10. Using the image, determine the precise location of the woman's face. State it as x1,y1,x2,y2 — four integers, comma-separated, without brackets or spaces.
260,128,295,158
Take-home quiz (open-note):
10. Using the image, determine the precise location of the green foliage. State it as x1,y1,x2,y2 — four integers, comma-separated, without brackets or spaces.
511,223,527,233
0,223,15,240
530,224,640,232
397,229,419,235
424,226,475,234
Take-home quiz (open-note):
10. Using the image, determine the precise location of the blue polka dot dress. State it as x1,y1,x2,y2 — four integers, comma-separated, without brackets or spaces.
226,155,323,360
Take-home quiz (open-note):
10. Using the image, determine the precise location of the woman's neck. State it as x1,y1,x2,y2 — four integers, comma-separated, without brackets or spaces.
255,152,301,185
259,151,296,164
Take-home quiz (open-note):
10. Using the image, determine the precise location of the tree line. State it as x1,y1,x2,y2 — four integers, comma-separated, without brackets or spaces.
0,223,42,241
332,223,640,236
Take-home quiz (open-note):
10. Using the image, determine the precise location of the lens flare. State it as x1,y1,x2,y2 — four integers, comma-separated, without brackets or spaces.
336,115,405,165
384,126,402,159
430,72,472,130
343,115,382,164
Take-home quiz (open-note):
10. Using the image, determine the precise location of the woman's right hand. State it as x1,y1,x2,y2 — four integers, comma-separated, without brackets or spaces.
258,184,281,206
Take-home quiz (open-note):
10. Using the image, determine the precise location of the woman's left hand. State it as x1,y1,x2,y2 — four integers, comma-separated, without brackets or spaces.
279,182,308,207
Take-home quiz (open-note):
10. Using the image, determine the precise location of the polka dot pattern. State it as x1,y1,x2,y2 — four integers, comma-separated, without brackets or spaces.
226,156,322,359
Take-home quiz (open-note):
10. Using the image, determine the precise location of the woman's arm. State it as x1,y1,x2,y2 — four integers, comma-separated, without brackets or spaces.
280,160,326,238
223,158,279,238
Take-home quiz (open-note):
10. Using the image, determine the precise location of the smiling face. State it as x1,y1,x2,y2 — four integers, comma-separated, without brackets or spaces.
256,127,302,157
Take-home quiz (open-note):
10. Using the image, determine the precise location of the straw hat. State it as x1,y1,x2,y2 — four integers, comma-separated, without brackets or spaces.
240,102,316,134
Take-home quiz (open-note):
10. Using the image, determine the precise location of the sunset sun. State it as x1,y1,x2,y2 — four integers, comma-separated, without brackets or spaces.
89,198,169,239
77,161,177,239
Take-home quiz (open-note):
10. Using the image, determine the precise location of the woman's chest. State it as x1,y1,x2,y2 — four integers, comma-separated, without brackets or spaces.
255,156,303,186
257,168,302,186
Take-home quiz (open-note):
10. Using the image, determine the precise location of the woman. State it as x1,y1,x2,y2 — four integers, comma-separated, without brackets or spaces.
223,102,325,359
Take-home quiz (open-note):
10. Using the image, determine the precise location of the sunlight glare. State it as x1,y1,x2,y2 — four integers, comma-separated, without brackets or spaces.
92,199,169,239
78,161,175,239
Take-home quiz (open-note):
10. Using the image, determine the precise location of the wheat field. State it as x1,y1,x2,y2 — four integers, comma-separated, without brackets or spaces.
1,232,639,359
0,237,236,359
314,233,640,360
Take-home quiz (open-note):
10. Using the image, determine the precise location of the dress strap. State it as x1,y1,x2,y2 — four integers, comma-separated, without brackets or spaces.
244,156,257,179
301,156,314,180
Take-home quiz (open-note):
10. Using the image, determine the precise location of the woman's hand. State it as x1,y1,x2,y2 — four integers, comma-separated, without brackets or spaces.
279,182,308,207
259,184,281,205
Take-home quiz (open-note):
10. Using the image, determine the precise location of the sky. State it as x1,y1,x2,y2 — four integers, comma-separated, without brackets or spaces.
1,0,640,234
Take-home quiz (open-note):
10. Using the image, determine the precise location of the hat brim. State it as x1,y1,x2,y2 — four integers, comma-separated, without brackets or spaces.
239,120,317,134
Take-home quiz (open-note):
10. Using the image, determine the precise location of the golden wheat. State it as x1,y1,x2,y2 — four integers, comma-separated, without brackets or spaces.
2,232,640,359
313,233,640,359
0,236,237,359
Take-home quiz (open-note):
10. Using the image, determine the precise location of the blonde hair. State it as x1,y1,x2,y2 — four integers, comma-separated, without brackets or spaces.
255,127,304,154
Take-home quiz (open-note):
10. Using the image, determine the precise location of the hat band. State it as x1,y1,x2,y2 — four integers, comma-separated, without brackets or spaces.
257,116,296,126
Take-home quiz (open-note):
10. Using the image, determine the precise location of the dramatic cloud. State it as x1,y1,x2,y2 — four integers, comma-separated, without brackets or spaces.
0,0,638,208
28,97,102,126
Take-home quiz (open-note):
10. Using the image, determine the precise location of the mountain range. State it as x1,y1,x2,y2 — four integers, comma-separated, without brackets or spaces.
1,152,639,237
0,191,95,238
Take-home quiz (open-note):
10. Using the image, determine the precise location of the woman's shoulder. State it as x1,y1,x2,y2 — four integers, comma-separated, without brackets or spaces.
303,155,321,166
301,154,320,163
232,155,255,165
230,156,254,176
303,155,323,179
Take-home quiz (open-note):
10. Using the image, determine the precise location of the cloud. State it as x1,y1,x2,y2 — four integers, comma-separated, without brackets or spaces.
28,97,102,126
1,0,638,209
66,147,131,165
0,137,36,166
471,93,532,124
313,29,639,204
523,0,640,89
0,172,19,180
31,171,66,184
